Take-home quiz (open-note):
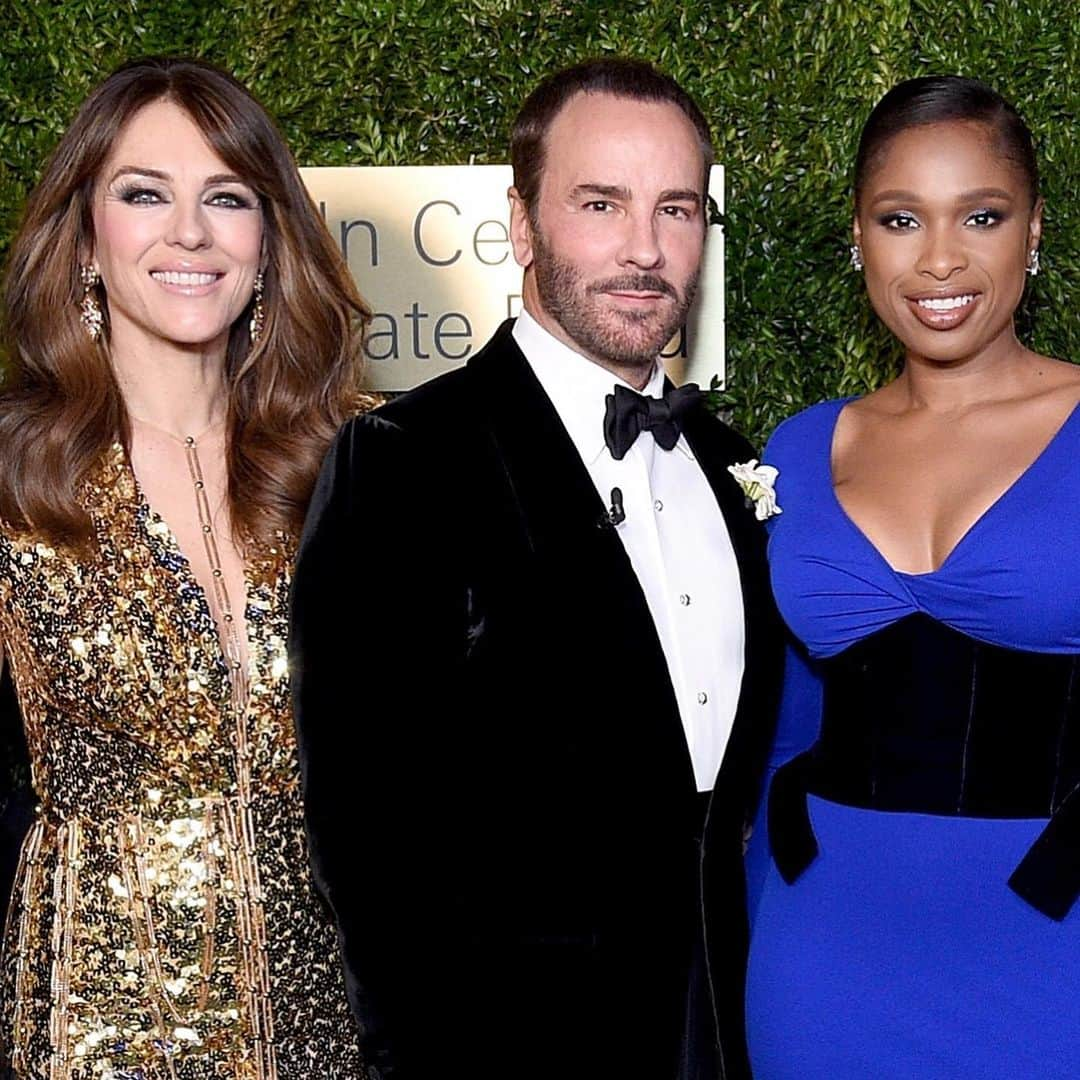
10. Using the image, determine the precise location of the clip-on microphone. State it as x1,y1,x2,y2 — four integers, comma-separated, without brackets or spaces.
607,487,626,526
596,488,626,531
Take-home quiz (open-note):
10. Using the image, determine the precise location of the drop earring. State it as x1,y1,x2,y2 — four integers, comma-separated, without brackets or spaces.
849,244,864,272
1027,248,1040,277
79,265,103,342
249,270,265,345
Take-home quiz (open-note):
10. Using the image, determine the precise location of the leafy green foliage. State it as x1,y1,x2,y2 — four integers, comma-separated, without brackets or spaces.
2,0,1076,442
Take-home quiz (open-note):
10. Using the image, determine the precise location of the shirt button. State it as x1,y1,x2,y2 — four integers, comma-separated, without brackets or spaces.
697,691,708,705
679,594,691,606
654,499,664,512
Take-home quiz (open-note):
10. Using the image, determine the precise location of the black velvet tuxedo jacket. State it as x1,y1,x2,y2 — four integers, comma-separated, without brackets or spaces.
290,320,783,1080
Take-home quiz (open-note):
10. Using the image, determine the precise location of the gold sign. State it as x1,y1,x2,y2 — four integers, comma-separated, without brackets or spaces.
301,165,725,391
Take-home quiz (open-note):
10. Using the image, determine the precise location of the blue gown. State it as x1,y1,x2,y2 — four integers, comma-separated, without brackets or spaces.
746,398,1080,1079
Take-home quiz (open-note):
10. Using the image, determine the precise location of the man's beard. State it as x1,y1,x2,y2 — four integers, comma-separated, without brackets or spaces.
531,228,699,369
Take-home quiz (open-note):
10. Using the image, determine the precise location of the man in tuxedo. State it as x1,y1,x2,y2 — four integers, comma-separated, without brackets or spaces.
290,58,782,1080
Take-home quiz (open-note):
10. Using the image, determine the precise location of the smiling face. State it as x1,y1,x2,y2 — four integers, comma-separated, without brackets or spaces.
90,99,264,358
854,120,1042,366
509,91,706,380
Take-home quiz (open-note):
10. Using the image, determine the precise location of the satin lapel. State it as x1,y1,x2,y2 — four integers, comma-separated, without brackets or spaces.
463,323,691,779
463,323,614,556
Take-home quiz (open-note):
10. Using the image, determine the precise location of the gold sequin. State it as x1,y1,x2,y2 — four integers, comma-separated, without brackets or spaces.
0,445,366,1078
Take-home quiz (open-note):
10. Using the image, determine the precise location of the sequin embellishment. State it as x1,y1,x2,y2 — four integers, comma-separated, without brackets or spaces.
0,445,365,1078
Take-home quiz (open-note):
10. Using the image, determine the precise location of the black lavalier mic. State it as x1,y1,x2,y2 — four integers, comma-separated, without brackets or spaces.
596,488,627,531
608,487,626,526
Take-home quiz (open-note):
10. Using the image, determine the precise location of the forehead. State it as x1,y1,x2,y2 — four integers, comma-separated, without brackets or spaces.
99,99,227,178
541,91,705,194
861,120,1029,201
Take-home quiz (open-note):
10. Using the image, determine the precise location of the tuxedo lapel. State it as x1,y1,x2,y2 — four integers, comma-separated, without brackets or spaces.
464,324,613,556
463,323,694,787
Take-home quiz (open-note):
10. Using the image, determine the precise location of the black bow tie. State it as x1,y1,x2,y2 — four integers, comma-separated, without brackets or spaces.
603,382,702,461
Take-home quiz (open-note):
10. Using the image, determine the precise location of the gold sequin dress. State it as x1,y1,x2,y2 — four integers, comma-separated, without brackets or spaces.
0,446,368,1079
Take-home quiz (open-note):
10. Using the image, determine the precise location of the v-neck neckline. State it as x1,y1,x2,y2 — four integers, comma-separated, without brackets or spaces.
825,397,1080,579
120,444,254,697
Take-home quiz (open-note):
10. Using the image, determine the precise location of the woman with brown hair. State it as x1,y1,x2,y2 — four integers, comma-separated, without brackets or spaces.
0,57,373,1078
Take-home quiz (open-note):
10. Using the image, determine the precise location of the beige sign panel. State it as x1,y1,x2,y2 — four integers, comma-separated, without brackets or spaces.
301,165,724,391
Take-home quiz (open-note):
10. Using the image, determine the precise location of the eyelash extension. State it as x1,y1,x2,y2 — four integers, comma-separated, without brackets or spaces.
210,191,257,210
967,208,1006,226
116,184,165,204
877,212,917,229
875,208,1009,230
113,184,256,210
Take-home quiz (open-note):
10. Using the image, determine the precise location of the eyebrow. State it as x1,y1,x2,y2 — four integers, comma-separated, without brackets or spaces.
569,183,702,203
658,188,703,204
870,186,1016,206
106,166,247,186
571,183,631,201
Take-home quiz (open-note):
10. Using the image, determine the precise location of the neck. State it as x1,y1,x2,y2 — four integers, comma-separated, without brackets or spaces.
521,289,655,391
896,326,1038,412
111,330,229,439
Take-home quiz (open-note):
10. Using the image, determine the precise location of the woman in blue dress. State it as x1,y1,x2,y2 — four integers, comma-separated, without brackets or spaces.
746,76,1080,1078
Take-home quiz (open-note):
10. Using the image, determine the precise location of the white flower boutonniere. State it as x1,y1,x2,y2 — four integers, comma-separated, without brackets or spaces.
727,459,782,521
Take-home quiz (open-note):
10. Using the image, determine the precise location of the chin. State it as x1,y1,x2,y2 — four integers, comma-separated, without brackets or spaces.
604,319,673,356
902,336,984,365
158,321,235,348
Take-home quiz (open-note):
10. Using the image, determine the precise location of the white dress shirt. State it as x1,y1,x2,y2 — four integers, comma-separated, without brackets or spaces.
513,310,746,791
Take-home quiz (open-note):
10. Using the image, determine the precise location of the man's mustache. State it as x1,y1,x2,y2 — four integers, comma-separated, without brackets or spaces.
587,274,678,300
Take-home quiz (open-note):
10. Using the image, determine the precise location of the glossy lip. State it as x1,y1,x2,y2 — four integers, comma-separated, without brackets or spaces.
904,288,982,331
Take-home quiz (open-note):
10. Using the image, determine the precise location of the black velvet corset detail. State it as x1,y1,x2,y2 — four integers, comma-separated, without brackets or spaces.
769,614,1080,920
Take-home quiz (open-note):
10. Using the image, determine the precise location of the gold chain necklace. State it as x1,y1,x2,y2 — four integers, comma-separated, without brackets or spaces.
181,430,249,712
130,415,248,711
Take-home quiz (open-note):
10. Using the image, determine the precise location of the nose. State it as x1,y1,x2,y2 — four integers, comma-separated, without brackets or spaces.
617,210,664,270
166,197,211,251
916,223,966,280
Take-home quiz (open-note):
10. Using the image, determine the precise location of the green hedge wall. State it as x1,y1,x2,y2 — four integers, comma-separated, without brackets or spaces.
2,0,1077,444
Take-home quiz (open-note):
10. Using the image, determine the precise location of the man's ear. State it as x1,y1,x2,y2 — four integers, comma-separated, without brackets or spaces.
508,186,535,270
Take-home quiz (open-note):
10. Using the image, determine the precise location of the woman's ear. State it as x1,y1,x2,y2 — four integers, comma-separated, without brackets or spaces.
1027,196,1044,260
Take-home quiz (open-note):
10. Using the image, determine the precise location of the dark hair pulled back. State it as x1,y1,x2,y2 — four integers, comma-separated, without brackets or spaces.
854,76,1038,207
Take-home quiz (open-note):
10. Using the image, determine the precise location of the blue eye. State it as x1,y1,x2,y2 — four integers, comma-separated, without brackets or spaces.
208,191,256,210
118,186,165,205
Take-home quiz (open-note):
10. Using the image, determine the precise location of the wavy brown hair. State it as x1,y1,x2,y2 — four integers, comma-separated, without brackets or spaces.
0,56,372,548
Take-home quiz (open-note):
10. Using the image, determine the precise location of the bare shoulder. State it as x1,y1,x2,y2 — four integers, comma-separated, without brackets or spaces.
842,383,906,420
1027,353,1080,397
1030,352,1080,376
831,382,906,452
1004,354,1080,438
